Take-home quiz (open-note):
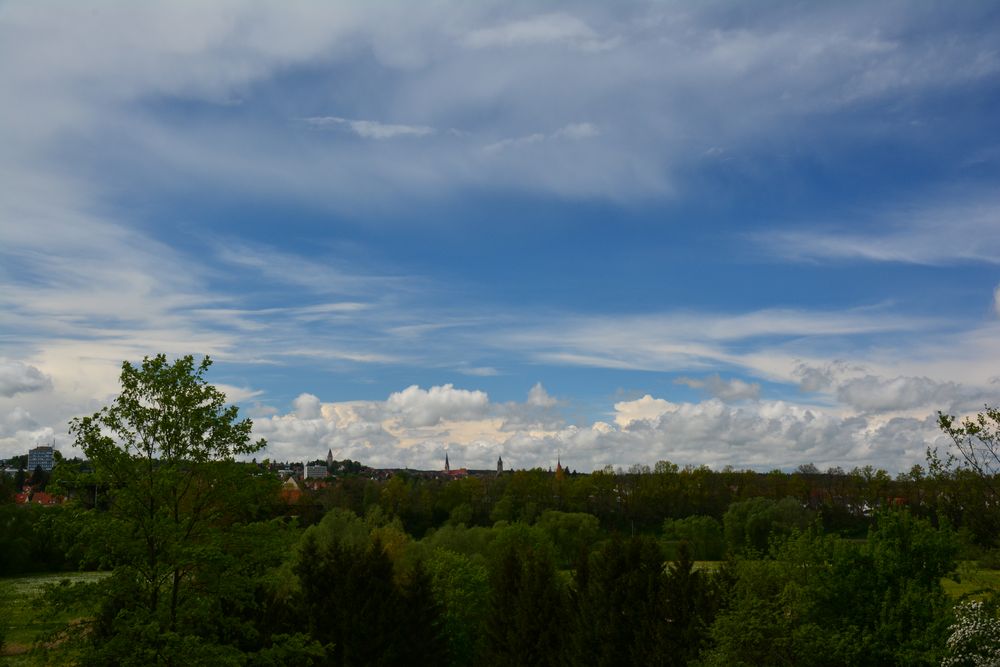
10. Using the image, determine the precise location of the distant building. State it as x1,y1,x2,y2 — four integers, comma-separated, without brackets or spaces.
497,455,504,475
303,464,328,479
27,446,55,472
326,448,334,467
445,452,450,473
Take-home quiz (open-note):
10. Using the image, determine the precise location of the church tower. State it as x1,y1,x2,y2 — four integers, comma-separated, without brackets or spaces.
445,452,450,473
497,455,504,475
326,448,333,467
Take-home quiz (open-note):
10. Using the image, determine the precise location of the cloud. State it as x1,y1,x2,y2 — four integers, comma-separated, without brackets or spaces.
675,374,761,401
303,116,435,139
552,122,599,139
457,366,501,377
293,393,322,420
760,191,1000,266
793,362,993,415
1,1,997,212
500,307,934,386
614,395,676,427
527,382,558,408
483,123,599,154
0,360,52,397
994,284,1000,316
250,386,950,473
461,13,616,51
834,375,974,414
385,384,491,427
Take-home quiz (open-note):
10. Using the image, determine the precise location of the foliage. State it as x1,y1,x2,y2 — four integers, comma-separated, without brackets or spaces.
937,406,1000,547
662,514,725,560
534,510,601,568
294,515,446,666
425,549,490,667
939,406,1000,487
722,497,812,555
483,535,567,667
703,510,958,666
66,354,285,663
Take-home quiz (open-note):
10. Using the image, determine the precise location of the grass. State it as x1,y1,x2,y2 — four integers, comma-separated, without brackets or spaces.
943,562,1000,600
0,571,107,666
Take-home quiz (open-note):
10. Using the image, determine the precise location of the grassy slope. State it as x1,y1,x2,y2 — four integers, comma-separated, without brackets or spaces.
0,572,106,666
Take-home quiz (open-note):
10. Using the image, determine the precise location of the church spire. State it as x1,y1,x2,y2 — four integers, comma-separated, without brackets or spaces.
445,452,450,473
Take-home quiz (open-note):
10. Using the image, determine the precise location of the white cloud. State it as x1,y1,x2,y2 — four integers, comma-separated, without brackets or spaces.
250,387,950,473
675,374,760,401
614,395,676,427
385,384,491,427
0,360,52,397
527,382,557,408
293,393,322,420
761,191,1000,266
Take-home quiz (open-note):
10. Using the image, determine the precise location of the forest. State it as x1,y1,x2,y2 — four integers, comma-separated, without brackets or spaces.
2,355,999,666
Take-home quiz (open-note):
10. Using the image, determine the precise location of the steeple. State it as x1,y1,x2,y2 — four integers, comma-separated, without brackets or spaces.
497,455,504,475
445,452,450,473
555,454,565,480
326,448,333,467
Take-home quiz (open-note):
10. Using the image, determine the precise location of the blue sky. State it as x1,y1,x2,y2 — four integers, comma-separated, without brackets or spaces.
1,1,999,472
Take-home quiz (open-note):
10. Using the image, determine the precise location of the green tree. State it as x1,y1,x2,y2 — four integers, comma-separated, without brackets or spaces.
938,405,1000,546
704,511,956,666
662,514,725,560
68,354,268,663
484,537,566,667
723,497,812,555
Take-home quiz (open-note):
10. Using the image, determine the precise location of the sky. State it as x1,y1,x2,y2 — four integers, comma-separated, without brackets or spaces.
1,1,999,473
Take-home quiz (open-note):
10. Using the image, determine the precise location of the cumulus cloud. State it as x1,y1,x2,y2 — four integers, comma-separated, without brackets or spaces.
675,374,760,401
835,375,963,414
794,362,991,414
251,386,949,473
527,382,558,408
614,395,676,427
293,393,322,420
385,384,491,427
0,360,52,397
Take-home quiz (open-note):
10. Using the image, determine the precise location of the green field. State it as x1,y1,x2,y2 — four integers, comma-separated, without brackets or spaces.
0,572,107,666
942,562,1000,600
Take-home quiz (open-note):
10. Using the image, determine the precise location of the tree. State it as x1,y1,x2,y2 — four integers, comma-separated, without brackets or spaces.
703,511,956,666
939,406,1000,487
484,536,566,667
937,406,1000,546
69,354,267,662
